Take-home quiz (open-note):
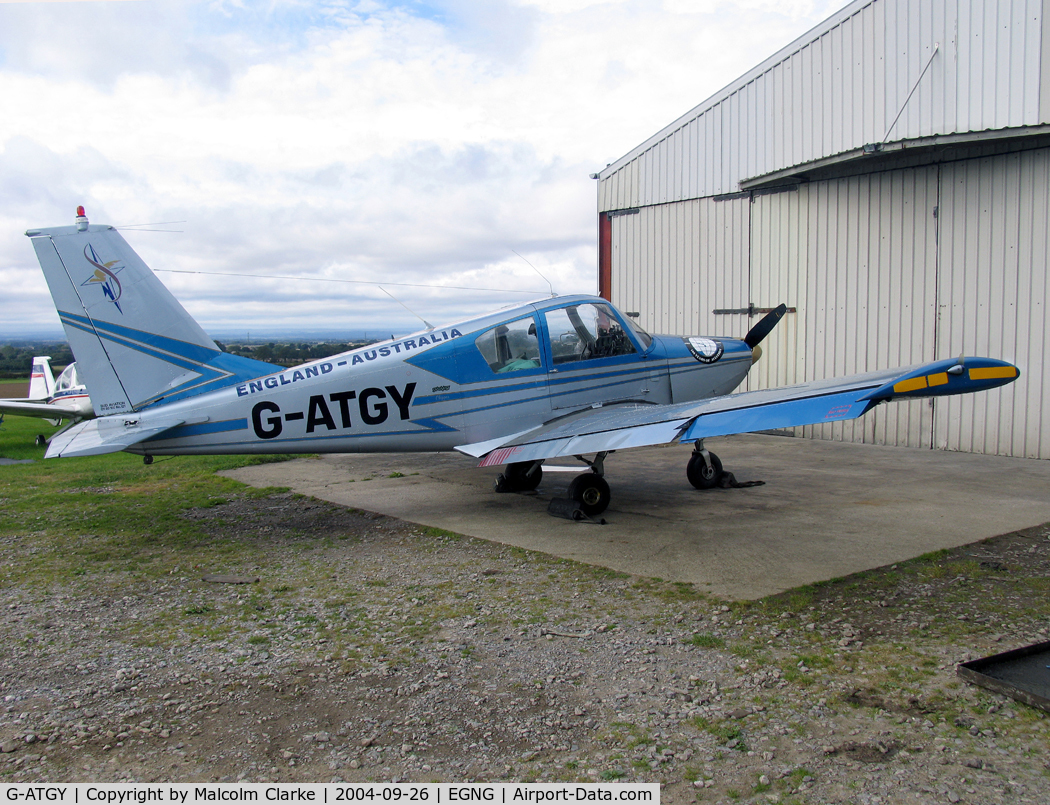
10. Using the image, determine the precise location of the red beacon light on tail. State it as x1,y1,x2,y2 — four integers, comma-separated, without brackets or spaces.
75,206,89,232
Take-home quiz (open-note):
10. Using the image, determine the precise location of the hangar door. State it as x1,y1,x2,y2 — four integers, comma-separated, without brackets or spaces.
936,151,1048,459
607,154,1046,457
751,168,941,450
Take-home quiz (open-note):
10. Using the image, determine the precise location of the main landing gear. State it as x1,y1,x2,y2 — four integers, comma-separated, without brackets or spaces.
493,460,543,492
686,440,723,489
566,472,611,518
495,453,614,516
492,442,735,518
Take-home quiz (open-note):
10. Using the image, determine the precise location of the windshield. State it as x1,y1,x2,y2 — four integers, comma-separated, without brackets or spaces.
623,315,653,349
544,302,638,365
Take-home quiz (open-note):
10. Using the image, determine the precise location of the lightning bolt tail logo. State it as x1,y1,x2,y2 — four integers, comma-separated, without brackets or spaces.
81,244,124,314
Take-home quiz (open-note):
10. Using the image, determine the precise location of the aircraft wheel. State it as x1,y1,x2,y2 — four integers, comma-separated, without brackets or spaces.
687,451,723,490
495,461,542,492
143,455,154,466
35,434,46,447
505,461,542,491
568,473,611,517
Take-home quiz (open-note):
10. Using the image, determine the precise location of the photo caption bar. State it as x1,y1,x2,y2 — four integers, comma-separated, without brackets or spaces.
2,784,659,805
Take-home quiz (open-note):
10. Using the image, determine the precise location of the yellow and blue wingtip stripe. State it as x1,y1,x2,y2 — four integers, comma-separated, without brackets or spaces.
860,358,1020,402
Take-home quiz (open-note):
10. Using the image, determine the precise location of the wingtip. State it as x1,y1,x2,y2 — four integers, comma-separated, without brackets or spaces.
860,358,1019,401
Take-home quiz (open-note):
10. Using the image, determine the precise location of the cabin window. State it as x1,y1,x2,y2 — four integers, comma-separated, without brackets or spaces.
544,303,637,365
475,316,541,373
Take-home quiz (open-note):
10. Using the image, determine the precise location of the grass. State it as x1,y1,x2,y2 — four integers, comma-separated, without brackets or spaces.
691,716,748,751
630,578,708,603
0,415,297,617
688,633,726,649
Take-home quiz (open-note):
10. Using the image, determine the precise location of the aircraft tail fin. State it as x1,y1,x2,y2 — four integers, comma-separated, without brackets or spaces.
28,356,55,401
26,210,277,415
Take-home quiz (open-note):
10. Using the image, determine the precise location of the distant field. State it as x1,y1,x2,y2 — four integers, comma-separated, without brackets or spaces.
0,379,27,397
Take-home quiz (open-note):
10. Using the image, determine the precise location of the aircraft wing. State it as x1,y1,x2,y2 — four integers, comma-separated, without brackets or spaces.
459,357,1020,467
0,399,71,419
44,415,190,459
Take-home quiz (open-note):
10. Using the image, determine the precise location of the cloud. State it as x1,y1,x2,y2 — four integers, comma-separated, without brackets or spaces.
0,0,843,336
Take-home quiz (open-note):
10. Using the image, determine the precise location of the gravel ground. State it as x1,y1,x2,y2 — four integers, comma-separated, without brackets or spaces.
1,492,1049,804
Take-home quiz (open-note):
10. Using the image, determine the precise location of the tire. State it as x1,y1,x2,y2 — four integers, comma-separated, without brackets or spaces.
687,451,723,490
505,461,542,491
35,435,46,447
567,473,611,517
494,462,542,493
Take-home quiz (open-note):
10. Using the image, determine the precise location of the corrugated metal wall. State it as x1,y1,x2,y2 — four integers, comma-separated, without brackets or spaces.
598,0,1047,209
936,150,1049,458
611,200,750,339
783,170,940,448
609,149,1049,458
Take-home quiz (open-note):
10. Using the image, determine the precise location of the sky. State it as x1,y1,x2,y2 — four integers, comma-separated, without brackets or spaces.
0,0,843,340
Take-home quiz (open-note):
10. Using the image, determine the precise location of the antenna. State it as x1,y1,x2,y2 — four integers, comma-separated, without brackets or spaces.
152,267,546,295
115,221,186,233
377,285,433,330
512,250,556,297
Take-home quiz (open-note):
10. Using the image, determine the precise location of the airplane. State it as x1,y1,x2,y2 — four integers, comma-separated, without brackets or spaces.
24,207,1020,516
0,356,94,445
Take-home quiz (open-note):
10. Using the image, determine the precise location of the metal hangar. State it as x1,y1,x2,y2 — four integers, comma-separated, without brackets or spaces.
595,0,1049,458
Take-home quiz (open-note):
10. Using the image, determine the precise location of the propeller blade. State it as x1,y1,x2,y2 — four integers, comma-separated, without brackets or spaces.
744,303,788,348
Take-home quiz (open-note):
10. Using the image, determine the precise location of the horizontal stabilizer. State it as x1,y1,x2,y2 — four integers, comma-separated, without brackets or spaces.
45,415,189,459
0,400,73,419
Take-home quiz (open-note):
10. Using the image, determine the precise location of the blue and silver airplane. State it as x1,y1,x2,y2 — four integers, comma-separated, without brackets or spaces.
25,207,1020,516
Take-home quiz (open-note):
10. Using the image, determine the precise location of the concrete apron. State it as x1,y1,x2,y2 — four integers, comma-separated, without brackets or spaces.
221,433,1050,601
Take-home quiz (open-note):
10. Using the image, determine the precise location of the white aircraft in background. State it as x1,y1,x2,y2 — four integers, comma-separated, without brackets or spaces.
23,208,1020,516
0,357,93,444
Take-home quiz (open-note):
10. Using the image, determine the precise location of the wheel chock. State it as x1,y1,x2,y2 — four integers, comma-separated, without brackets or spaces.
547,498,606,524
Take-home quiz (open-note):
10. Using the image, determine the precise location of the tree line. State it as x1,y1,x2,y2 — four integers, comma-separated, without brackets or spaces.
0,343,74,379
0,340,375,378
221,340,373,364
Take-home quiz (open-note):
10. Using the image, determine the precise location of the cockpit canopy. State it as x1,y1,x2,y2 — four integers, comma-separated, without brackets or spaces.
54,363,80,392
472,301,651,375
